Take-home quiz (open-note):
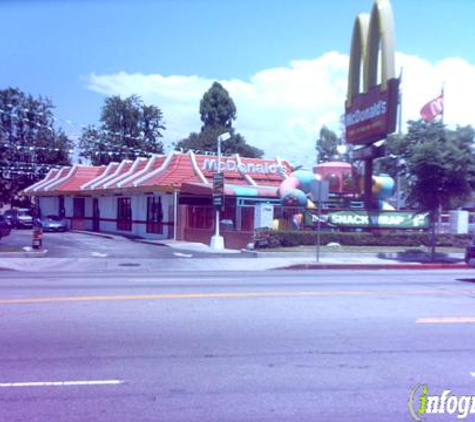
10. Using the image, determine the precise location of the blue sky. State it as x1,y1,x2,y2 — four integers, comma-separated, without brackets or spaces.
1,0,474,166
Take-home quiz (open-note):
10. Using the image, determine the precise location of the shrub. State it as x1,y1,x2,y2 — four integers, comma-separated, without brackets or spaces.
265,230,471,248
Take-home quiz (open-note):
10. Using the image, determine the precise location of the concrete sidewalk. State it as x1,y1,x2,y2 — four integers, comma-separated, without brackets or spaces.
134,238,242,254
0,252,469,273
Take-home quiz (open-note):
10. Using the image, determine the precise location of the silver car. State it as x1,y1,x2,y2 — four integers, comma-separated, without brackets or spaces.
38,215,69,232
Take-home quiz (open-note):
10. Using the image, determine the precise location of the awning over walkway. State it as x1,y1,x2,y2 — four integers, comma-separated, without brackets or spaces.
181,182,279,198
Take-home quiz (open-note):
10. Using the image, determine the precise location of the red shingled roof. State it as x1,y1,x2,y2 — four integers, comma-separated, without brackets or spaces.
140,153,201,188
53,166,106,193
24,152,293,196
91,161,133,190
39,167,72,192
121,155,167,188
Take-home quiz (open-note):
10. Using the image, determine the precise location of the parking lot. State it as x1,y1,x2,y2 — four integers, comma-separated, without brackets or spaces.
0,229,207,259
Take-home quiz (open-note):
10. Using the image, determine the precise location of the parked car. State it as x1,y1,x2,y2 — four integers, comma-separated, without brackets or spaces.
465,240,475,267
37,214,68,232
2,208,33,228
0,215,11,239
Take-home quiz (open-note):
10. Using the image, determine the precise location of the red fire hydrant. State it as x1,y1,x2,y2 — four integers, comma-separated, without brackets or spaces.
32,220,43,250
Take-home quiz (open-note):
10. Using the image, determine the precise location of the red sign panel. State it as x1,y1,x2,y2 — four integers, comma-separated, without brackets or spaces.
344,78,399,145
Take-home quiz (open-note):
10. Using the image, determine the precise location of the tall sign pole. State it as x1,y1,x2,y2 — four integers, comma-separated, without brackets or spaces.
344,0,399,210
210,132,230,250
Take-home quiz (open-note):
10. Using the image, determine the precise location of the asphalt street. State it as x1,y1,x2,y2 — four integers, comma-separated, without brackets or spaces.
0,269,474,421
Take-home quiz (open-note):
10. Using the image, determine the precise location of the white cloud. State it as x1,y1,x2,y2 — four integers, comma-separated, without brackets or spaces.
86,51,475,168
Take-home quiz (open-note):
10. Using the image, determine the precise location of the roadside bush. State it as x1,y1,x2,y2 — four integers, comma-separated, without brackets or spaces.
265,230,471,248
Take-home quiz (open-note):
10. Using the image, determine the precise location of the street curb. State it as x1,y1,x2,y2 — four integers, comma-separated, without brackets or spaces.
70,230,120,240
0,249,48,258
275,263,470,270
132,238,170,247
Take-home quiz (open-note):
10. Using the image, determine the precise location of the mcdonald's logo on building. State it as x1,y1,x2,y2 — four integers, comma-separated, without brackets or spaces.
344,0,400,145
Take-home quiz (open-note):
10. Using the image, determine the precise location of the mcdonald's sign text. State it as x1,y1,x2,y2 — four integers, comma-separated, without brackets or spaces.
345,77,399,145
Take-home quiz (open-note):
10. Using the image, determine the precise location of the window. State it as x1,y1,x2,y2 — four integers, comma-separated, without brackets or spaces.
117,197,132,231
147,196,163,234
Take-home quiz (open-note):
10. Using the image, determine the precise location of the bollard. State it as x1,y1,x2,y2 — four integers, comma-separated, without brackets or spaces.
32,221,43,250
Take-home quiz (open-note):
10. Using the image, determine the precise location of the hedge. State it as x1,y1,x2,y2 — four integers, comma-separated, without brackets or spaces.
264,230,471,248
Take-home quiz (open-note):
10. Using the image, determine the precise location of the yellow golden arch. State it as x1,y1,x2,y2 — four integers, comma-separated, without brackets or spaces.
347,0,395,107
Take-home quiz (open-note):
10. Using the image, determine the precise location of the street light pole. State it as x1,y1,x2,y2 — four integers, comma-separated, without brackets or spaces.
210,132,231,250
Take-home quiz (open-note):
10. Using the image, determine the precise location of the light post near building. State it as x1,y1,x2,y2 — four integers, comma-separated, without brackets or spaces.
210,132,231,250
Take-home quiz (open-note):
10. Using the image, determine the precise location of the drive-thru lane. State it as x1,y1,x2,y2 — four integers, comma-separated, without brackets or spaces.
0,229,244,259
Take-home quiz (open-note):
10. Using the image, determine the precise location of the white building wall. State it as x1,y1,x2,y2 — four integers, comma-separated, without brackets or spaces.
37,192,175,239
98,196,117,234
38,197,58,217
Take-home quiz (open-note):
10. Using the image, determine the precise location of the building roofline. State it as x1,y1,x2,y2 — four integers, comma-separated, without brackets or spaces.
90,159,132,190
37,166,74,192
103,157,146,189
80,162,117,190
118,154,161,188
132,152,174,187
24,168,57,193
189,151,209,185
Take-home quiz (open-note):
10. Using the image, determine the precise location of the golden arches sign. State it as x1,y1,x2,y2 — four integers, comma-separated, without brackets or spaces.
345,0,399,145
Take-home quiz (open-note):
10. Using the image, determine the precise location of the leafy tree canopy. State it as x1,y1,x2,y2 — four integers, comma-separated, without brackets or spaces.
405,120,475,212
0,87,71,206
177,82,263,158
377,120,475,212
316,126,349,163
79,95,165,165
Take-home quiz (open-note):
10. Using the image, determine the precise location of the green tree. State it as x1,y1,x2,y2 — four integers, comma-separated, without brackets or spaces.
200,81,236,130
176,82,263,158
401,120,475,259
406,121,475,210
316,126,348,163
0,87,72,206
79,95,165,165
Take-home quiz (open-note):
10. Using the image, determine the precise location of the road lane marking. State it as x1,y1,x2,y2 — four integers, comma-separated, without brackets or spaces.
0,289,473,305
0,380,124,388
91,252,108,257
416,317,475,324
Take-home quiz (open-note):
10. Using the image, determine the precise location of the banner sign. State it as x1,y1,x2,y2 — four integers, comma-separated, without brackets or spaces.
328,210,429,229
344,78,399,145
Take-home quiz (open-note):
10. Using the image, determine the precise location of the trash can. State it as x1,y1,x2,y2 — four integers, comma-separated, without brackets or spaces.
32,220,43,250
